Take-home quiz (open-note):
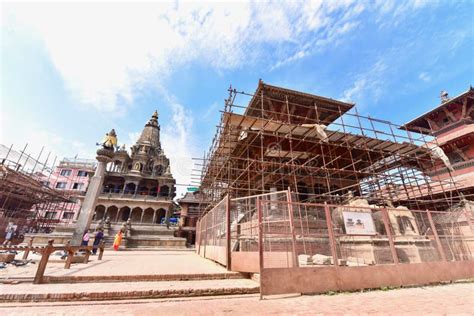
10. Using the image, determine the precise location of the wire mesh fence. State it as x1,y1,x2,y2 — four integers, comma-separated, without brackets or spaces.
196,190,473,271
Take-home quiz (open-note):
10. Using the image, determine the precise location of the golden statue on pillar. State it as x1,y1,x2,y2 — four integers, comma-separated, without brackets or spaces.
100,129,118,150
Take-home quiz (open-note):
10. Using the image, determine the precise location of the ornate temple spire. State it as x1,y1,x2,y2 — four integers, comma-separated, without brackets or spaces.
145,110,159,127
135,110,161,150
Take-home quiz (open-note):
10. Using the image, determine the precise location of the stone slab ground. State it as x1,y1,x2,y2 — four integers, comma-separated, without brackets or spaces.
0,250,233,280
1,282,473,315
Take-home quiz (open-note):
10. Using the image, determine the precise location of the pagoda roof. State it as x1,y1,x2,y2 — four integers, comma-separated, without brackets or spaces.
178,192,200,204
401,86,474,134
245,80,354,125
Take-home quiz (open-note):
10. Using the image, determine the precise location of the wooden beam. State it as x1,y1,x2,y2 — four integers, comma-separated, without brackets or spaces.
442,108,457,122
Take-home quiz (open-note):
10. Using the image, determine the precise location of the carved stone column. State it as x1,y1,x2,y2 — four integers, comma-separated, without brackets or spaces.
71,148,114,246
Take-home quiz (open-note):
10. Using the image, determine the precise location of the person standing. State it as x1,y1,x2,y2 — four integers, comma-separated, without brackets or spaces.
92,229,104,255
113,230,123,251
2,225,15,246
81,230,90,246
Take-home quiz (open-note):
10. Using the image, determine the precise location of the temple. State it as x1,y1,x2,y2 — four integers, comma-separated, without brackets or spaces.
91,111,176,226
402,87,474,199
28,112,186,248
195,81,473,287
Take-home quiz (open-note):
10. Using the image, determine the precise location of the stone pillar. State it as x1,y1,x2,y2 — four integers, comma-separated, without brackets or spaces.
165,208,171,228
75,200,83,221
71,148,114,246
152,210,157,224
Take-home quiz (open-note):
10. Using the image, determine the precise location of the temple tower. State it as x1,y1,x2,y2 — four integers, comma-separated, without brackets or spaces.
80,111,183,248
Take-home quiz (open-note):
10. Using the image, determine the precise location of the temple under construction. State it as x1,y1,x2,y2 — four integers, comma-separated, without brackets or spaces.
194,81,473,296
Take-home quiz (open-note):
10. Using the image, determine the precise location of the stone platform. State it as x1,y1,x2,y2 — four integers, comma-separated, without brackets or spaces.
24,222,186,249
0,250,255,302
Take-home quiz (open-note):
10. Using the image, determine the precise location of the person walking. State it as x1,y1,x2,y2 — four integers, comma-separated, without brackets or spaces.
92,229,104,255
113,230,123,251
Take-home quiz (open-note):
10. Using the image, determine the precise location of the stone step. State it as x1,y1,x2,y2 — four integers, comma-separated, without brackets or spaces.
1,272,247,284
43,272,247,284
0,279,260,302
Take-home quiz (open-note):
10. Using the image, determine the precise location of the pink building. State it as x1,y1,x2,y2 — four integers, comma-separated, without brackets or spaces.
37,158,96,223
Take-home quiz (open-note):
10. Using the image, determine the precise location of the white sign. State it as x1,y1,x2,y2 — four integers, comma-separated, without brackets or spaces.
342,211,376,235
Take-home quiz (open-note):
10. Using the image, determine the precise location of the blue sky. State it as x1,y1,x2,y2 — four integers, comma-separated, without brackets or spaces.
1,1,473,197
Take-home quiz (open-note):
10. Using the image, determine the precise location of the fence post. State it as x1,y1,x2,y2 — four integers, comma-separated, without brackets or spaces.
226,195,231,271
64,240,74,269
381,208,399,264
83,247,91,264
324,203,339,267
286,188,299,268
98,240,105,261
33,239,54,284
257,197,264,300
196,220,201,255
202,212,209,258
22,237,33,260
426,209,447,262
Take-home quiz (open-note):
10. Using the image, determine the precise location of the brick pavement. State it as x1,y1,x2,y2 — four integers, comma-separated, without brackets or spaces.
1,282,473,315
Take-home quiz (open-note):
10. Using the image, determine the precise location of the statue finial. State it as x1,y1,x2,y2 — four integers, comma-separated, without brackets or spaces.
99,129,118,150
152,110,158,119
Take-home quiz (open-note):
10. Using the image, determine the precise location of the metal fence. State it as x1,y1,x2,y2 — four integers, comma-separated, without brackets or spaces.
196,189,474,295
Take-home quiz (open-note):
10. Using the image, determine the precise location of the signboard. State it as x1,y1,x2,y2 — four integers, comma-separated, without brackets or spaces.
187,187,199,192
342,211,376,235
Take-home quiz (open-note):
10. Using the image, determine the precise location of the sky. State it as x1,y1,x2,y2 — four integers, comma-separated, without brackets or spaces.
1,0,473,197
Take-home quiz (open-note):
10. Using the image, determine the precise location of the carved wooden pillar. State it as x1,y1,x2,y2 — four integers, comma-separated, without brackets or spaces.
140,210,145,223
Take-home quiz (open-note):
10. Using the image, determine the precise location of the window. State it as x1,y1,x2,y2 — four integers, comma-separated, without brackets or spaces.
72,183,84,190
45,212,56,219
60,169,72,176
77,170,88,177
40,181,50,187
56,182,67,189
62,212,74,219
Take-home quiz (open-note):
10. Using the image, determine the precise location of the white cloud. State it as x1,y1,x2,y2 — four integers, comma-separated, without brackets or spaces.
374,0,434,27
342,59,387,104
157,87,196,198
3,1,373,112
419,72,431,82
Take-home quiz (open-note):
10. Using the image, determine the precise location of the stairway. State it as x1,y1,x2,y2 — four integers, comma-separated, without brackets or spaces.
0,273,259,302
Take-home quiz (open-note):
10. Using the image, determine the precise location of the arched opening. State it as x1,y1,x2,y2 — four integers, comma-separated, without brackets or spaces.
159,185,169,197
93,205,106,221
156,208,167,224
142,208,154,223
119,206,131,221
131,207,143,223
106,205,118,222
138,186,148,195
103,176,125,193
113,160,122,172
124,183,136,194
150,186,158,197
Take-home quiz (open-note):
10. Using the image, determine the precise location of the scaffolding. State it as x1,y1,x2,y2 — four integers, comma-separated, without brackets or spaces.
195,80,465,213
194,82,473,295
0,144,82,241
